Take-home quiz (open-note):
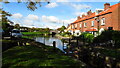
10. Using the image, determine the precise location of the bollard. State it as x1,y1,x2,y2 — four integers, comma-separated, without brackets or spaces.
77,38,79,46
53,41,56,52
69,38,71,45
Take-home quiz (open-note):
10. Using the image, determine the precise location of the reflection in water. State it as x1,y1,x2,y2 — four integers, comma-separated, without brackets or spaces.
35,37,68,51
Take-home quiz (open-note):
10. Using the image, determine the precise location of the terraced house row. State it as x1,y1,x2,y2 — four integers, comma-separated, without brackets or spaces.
65,3,120,36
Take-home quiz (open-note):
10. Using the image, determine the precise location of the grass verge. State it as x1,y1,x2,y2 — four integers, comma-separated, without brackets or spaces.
22,32,48,35
2,39,86,67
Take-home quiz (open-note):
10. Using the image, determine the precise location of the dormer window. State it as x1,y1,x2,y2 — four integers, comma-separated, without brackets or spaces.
101,18,105,25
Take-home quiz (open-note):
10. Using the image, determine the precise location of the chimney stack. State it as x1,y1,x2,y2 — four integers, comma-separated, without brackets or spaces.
82,14,85,18
77,16,81,20
87,10,92,16
104,3,110,10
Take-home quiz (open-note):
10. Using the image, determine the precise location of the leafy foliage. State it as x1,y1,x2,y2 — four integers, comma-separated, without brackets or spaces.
2,0,50,11
60,31,71,37
80,32,94,43
0,9,13,35
57,26,66,33
93,30,120,47
14,23,20,29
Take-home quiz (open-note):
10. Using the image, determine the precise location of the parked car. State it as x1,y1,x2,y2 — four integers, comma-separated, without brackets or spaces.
11,29,22,38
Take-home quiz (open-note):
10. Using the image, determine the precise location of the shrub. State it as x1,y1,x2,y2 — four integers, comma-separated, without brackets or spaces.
93,30,120,47
80,32,94,43
60,32,71,37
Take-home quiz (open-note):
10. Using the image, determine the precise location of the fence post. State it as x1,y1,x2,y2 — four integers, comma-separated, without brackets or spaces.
53,41,56,52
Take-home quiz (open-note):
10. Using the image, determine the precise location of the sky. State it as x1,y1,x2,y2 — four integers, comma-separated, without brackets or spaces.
1,0,119,29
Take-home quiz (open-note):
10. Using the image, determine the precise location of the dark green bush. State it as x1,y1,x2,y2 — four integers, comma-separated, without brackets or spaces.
93,30,120,47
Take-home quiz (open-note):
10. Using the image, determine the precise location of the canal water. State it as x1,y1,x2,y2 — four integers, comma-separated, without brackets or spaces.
34,36,68,51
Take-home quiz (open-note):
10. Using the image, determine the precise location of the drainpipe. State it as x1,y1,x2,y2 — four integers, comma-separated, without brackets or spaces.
95,16,100,35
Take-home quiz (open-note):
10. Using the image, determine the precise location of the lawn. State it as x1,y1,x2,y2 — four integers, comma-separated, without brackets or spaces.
2,43,86,67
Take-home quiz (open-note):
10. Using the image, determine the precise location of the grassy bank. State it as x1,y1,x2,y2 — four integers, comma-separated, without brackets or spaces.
22,32,50,39
22,32,49,35
2,38,86,67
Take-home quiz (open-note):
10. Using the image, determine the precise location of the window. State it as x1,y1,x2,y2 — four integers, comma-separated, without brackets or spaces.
72,24,74,29
75,24,77,29
91,21,94,27
84,23,87,27
101,18,105,25
80,24,82,28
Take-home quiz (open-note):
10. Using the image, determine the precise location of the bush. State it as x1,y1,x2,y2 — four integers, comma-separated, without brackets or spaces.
60,32,71,37
93,30,120,47
80,32,94,43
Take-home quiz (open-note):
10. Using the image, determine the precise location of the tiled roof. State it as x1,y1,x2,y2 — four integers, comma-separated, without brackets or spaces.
73,3,119,24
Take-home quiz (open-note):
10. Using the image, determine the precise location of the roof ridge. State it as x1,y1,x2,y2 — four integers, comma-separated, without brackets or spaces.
72,3,119,24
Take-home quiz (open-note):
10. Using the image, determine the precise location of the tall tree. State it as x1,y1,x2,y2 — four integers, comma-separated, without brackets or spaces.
0,9,12,31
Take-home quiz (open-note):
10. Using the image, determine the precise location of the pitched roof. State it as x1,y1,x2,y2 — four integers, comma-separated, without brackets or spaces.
73,3,119,24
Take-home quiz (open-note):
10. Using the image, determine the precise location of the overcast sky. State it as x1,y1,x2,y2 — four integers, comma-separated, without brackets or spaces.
1,1,119,29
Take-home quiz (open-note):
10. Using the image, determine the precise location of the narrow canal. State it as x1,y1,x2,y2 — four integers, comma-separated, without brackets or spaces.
34,36,68,52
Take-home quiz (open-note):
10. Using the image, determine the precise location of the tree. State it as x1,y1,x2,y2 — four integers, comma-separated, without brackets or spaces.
14,24,20,29
0,9,12,32
57,26,66,33
2,0,50,11
30,27,36,32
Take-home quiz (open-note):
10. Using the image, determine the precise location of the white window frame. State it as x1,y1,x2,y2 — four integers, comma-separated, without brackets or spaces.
101,18,105,25
72,24,74,29
91,21,94,27
84,23,87,27
75,24,77,28
80,24,82,28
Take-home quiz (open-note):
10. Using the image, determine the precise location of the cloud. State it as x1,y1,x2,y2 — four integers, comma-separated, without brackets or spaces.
42,15,59,23
23,19,34,26
12,20,22,25
74,12,87,16
41,15,77,29
26,14,39,21
41,15,76,24
20,14,39,27
12,13,23,18
45,2,58,8
70,3,91,10
11,14,77,29
63,18,77,24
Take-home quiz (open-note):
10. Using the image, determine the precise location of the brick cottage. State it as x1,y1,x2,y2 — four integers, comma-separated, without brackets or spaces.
65,3,120,36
